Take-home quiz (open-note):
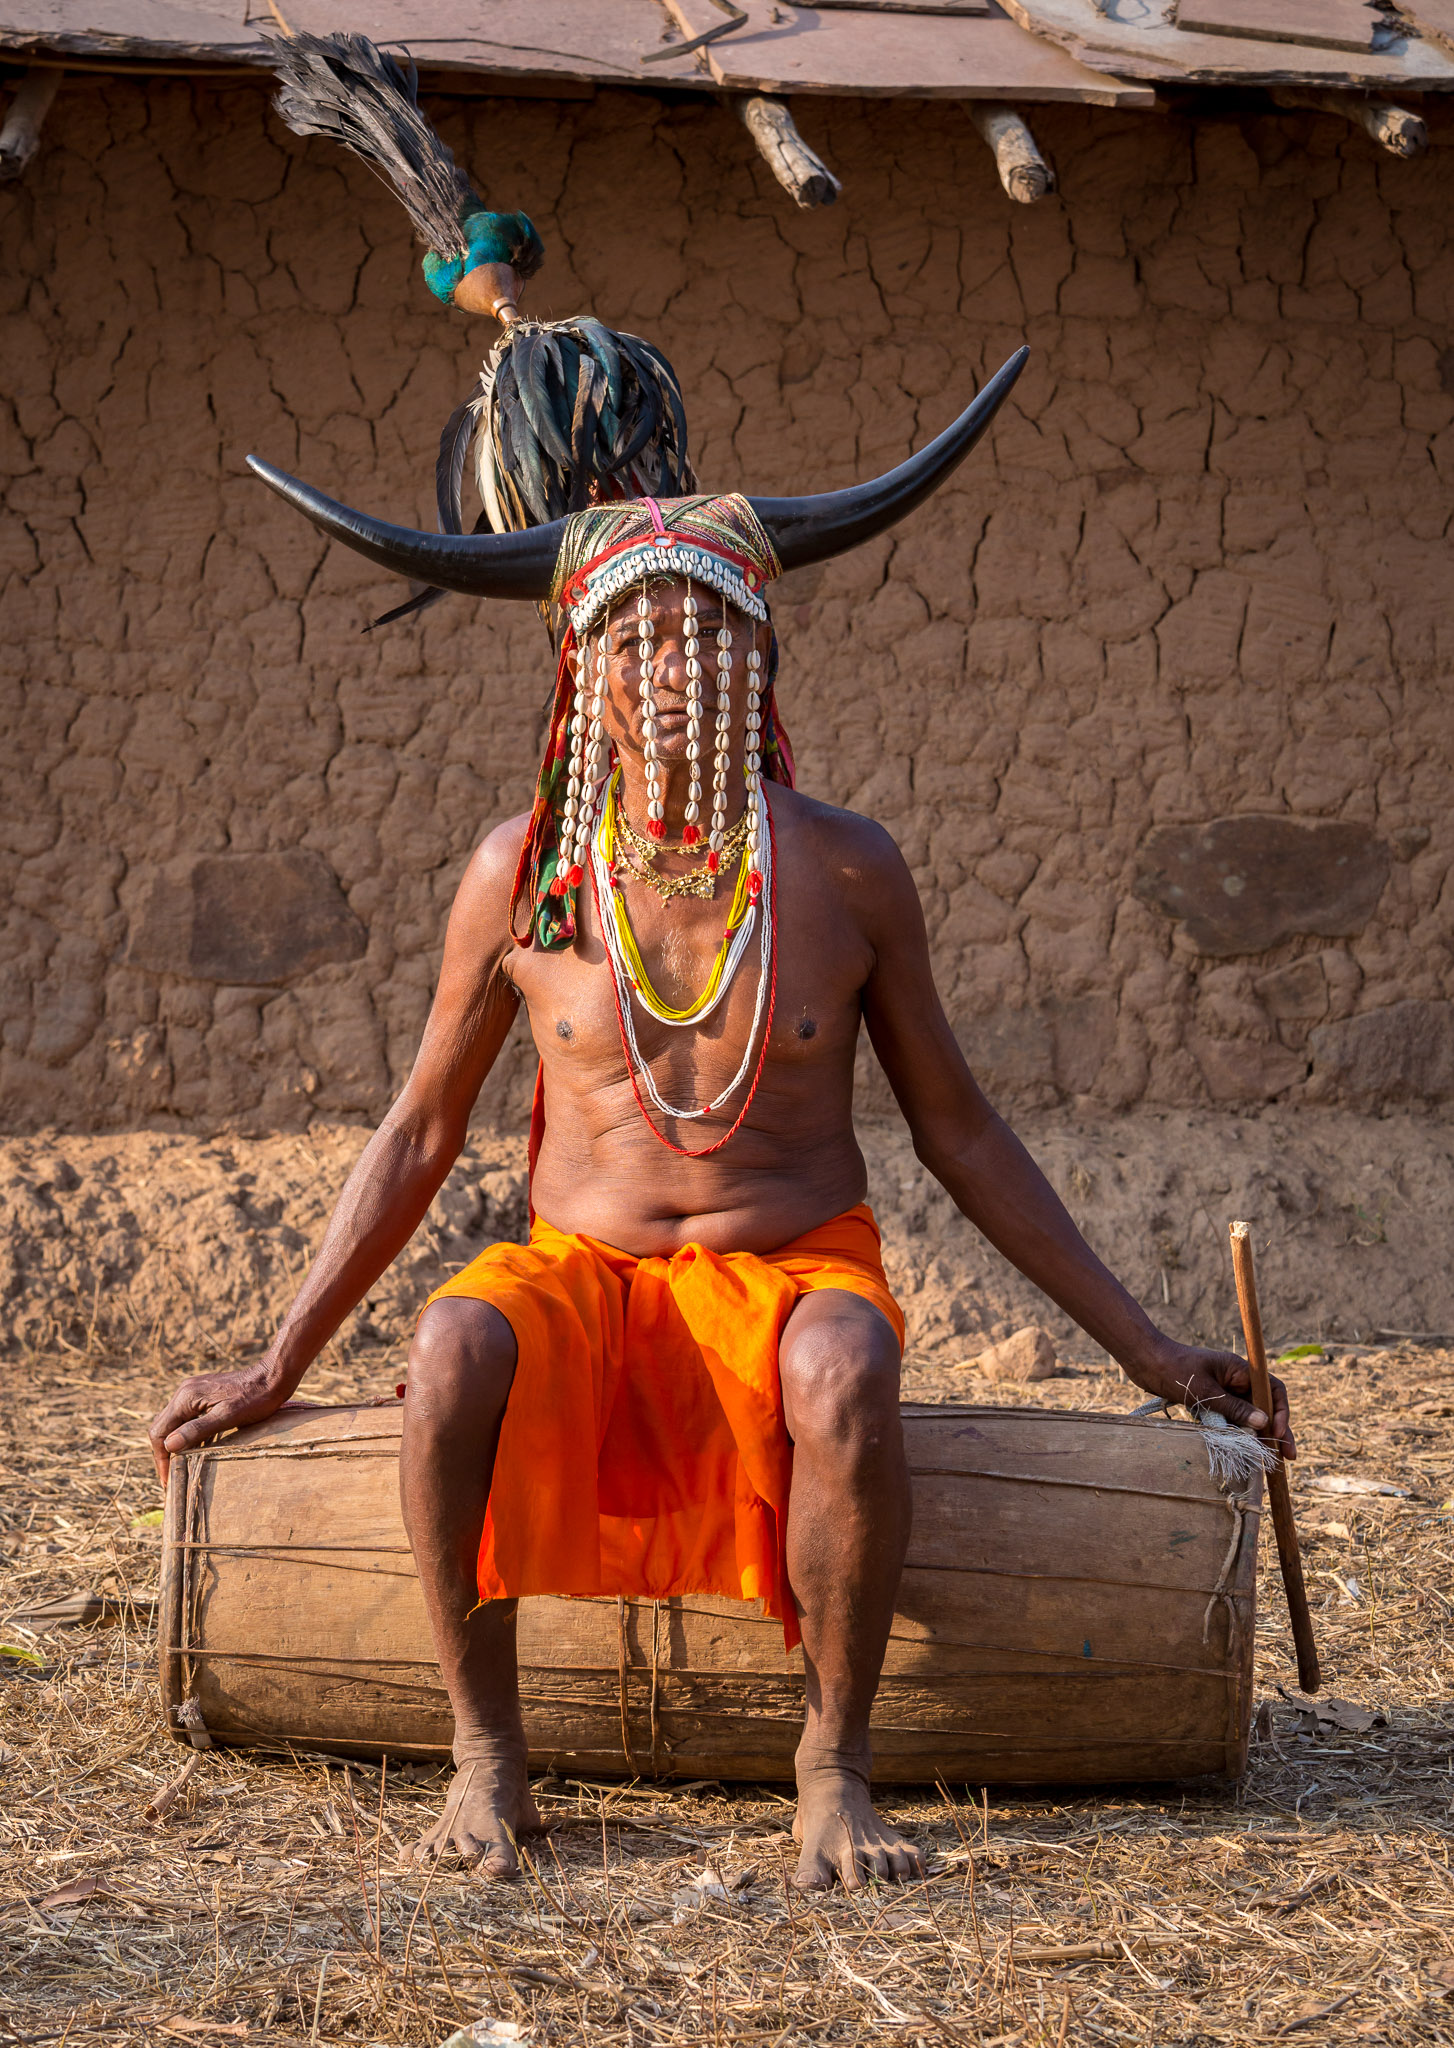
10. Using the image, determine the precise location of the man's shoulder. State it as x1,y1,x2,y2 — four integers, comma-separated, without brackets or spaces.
449,811,531,934
469,810,532,883
771,786,907,883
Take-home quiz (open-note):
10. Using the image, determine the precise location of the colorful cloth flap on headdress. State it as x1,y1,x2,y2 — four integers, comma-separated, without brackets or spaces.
511,494,794,953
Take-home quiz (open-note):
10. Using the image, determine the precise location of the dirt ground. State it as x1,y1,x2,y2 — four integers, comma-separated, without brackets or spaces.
4,1108,1453,1373
2,1340,1452,2048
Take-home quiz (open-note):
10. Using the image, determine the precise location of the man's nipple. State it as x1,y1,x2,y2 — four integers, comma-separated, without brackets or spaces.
556,1018,574,1041
797,1016,817,1040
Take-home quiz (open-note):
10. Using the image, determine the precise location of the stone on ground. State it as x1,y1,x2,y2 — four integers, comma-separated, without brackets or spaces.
959,1324,1058,1382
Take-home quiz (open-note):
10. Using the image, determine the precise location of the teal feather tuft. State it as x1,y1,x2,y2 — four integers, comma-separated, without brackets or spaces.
424,209,545,305
460,208,545,278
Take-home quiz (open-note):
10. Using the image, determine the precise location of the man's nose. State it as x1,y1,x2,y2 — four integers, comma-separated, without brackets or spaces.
642,642,688,686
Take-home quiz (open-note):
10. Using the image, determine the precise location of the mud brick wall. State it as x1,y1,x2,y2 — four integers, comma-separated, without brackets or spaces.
3,78,1452,1137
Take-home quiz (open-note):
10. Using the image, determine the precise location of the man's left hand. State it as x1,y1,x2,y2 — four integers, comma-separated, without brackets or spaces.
1124,1340,1295,1460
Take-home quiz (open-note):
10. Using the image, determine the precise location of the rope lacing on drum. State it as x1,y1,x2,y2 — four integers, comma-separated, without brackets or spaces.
1202,1490,1250,1653
1127,1397,1263,1682
615,1596,666,1778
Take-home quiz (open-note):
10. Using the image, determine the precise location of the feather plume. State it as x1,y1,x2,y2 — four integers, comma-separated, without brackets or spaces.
367,316,697,629
435,394,483,534
267,31,477,256
263,36,696,630
475,317,697,533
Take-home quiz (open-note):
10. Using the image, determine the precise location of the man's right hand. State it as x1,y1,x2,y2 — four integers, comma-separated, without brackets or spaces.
148,1362,296,1486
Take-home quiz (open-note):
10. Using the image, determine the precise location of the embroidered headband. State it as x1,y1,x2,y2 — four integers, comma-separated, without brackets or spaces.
551,494,780,636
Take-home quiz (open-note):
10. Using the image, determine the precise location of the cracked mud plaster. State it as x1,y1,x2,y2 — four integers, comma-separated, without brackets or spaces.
2,79,1453,1138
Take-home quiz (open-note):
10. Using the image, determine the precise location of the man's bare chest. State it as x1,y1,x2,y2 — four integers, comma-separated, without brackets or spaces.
507,878,870,1090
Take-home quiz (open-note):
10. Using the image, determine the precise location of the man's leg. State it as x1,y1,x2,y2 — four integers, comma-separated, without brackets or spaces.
779,1288,921,1891
398,1295,541,1875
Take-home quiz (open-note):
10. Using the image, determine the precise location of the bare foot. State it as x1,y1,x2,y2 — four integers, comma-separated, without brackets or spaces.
791,1759,923,1891
408,1749,543,1877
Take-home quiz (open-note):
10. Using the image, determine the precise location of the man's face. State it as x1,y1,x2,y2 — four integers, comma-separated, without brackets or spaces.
593,580,760,763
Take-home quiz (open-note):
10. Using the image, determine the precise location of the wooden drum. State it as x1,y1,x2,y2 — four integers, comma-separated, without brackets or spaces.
159,1402,1261,1785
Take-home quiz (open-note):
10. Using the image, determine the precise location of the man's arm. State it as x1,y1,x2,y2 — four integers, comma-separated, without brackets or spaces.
853,823,1294,1453
147,819,528,1481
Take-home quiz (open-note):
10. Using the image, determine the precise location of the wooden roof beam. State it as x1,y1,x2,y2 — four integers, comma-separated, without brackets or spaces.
1271,88,1428,157
735,93,841,207
0,64,61,181
969,102,1055,201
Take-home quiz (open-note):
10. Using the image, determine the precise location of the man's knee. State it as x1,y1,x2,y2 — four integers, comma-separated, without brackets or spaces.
781,1301,901,1454
406,1298,518,1427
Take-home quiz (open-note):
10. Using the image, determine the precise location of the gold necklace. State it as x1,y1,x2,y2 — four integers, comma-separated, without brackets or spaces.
614,803,750,900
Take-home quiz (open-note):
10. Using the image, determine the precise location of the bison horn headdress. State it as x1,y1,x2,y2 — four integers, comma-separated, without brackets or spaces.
250,352,1026,950
255,32,1027,954
246,349,1026,603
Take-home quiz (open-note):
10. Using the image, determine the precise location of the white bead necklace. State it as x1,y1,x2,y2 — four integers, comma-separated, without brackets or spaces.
591,780,775,1120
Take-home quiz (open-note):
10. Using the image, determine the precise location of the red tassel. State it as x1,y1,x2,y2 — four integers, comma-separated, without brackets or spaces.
647,818,666,841
682,824,701,846
707,851,720,874
567,863,584,887
549,874,567,897
747,870,763,902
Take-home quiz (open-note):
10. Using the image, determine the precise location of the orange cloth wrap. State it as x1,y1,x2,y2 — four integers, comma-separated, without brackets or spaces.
424,1202,903,1651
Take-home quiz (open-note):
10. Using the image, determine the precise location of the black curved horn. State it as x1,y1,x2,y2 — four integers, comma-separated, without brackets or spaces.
245,455,564,599
749,345,1028,571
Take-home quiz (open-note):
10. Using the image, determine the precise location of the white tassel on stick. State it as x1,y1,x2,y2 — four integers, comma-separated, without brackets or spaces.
1129,1398,1278,1488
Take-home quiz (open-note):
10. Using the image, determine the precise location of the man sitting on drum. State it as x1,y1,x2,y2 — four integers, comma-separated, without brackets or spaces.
148,374,1293,1893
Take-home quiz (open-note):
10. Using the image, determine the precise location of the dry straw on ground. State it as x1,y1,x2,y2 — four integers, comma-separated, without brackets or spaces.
3,1341,1453,2046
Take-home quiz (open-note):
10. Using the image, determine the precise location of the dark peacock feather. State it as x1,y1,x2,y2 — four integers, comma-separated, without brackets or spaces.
264,34,697,627
267,31,478,257
473,317,695,533
367,322,698,629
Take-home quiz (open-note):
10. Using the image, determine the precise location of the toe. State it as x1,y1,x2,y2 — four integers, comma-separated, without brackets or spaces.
481,1844,520,1880
791,1847,835,1892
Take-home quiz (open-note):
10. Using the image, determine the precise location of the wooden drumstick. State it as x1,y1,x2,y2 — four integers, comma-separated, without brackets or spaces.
1230,1221,1321,1695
